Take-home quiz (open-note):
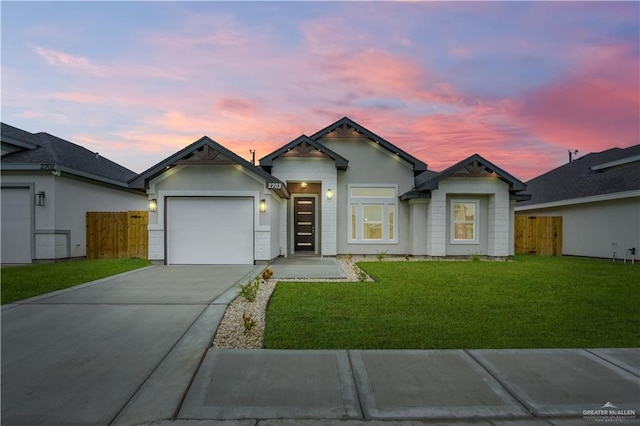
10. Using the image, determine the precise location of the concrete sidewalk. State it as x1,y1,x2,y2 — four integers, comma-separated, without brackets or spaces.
174,348,639,425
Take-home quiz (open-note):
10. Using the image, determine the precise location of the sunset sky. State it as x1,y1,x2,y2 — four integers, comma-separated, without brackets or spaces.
2,1,638,181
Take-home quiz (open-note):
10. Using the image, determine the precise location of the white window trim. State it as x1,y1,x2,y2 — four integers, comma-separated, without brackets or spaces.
348,184,398,244
450,199,480,245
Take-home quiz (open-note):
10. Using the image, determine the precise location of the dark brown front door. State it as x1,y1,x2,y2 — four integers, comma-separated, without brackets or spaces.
294,197,315,252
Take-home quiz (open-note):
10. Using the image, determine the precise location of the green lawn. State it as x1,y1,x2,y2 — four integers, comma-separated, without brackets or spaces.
1,259,151,304
265,256,640,349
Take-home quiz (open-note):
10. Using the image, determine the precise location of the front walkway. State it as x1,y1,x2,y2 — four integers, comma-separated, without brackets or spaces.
269,256,347,279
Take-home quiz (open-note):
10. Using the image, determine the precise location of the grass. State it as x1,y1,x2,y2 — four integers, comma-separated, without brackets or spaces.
265,256,640,349
1,258,151,304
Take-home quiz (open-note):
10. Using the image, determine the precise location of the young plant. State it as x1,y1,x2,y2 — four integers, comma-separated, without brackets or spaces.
242,312,256,334
376,250,387,262
261,267,273,281
469,251,483,262
345,253,353,261
355,265,368,282
238,278,260,302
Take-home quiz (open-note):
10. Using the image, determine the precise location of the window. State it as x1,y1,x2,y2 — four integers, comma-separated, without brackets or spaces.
349,185,397,243
451,200,479,244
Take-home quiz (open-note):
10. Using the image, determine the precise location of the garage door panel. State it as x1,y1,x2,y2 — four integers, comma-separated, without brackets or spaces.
167,197,253,265
1,187,32,264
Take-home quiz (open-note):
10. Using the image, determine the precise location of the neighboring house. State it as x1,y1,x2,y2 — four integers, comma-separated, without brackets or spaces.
131,117,529,264
515,145,640,260
1,123,146,264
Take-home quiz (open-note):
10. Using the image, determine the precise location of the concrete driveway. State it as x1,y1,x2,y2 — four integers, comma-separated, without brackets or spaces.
1,264,260,426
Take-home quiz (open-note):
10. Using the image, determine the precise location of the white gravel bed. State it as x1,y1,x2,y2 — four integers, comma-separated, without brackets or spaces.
212,256,371,349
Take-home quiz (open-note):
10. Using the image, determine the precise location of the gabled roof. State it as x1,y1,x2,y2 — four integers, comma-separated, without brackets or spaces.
129,136,289,198
401,154,528,201
517,144,640,207
259,135,349,171
1,123,39,150
1,122,138,186
310,117,428,174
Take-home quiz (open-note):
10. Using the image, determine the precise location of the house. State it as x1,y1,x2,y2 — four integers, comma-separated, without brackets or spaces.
515,145,640,260
0,123,146,264
131,117,529,264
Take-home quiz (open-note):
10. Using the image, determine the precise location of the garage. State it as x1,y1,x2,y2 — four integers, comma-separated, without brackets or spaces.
166,197,254,265
1,187,32,264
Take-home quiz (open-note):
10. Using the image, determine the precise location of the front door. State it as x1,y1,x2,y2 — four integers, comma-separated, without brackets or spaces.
294,197,315,252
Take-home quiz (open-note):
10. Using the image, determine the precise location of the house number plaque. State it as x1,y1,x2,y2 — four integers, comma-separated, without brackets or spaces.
267,182,282,189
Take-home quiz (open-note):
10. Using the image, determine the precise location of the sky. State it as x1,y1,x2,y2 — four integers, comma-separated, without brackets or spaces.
2,1,638,181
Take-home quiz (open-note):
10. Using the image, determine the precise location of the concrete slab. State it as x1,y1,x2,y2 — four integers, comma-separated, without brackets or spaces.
258,421,555,426
112,304,228,426
469,349,640,418
179,349,361,419
269,256,346,279
32,265,258,305
1,303,203,425
588,348,640,377
349,350,529,420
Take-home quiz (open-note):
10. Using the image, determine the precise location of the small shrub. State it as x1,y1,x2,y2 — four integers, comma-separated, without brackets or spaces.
469,251,483,262
376,250,387,262
345,253,353,261
238,278,260,302
261,267,273,281
405,254,411,261
242,312,256,334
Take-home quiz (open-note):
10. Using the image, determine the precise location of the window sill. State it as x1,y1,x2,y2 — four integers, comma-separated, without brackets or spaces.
348,241,399,245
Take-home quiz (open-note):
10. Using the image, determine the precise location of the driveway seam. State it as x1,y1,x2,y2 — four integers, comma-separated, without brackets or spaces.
108,303,212,426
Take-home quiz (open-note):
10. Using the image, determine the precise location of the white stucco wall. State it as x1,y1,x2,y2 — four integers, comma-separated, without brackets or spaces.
147,165,282,263
271,157,337,256
321,137,416,255
515,197,640,260
428,177,512,257
1,171,146,260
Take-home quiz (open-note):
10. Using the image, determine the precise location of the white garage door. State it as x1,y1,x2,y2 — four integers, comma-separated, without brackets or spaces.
167,197,254,265
1,187,32,264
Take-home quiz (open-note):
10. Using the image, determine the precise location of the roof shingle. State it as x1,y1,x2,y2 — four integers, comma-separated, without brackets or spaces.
1,123,137,183
517,145,640,206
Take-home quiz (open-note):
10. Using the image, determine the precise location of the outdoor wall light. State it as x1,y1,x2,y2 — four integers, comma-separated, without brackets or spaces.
326,188,333,200
260,199,267,212
148,199,157,212
35,191,45,207
300,182,307,189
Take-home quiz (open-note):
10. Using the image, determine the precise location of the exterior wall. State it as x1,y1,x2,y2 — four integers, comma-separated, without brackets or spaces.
409,199,428,255
147,165,281,263
320,136,415,255
271,157,337,256
269,193,283,258
516,197,640,260
1,171,145,261
428,177,511,257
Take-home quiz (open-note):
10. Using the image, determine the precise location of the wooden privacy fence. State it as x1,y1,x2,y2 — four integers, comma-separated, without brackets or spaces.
515,216,562,256
86,211,148,259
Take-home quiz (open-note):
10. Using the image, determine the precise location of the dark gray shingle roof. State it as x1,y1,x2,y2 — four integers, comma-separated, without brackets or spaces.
517,145,640,206
1,123,137,184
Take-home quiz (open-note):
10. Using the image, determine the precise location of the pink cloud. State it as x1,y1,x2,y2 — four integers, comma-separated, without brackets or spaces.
30,45,107,77
515,43,639,151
